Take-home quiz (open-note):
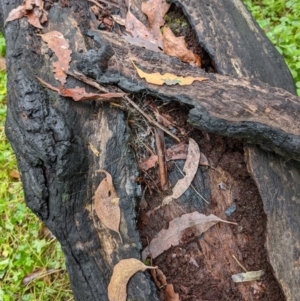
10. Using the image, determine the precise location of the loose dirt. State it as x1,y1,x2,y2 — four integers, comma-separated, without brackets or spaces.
135,101,285,301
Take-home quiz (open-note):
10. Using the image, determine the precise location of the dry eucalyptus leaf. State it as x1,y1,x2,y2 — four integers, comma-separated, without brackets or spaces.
162,138,200,206
26,9,43,28
142,212,237,260
125,6,157,45
37,77,123,101
131,59,208,86
141,0,170,44
40,31,72,86
94,170,122,241
163,26,202,68
5,5,26,25
151,268,167,288
139,154,158,171
232,270,265,283
166,143,209,166
165,284,181,301
108,258,157,301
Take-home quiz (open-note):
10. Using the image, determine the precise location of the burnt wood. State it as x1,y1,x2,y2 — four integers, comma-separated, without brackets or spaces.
1,0,300,300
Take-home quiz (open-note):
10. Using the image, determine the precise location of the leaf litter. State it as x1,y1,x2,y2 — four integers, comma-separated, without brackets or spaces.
5,0,47,29
108,258,157,301
94,170,122,241
142,212,237,261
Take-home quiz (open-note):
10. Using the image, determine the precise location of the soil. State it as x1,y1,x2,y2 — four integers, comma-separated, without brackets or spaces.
135,102,285,301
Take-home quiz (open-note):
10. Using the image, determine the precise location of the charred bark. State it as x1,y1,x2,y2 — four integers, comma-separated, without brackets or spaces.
1,0,300,300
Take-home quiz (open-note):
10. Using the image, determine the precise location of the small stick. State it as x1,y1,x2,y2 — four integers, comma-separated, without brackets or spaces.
232,254,248,273
124,96,180,142
66,70,109,93
154,128,168,191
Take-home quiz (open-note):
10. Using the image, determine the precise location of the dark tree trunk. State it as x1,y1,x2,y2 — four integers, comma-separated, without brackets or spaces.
1,0,300,300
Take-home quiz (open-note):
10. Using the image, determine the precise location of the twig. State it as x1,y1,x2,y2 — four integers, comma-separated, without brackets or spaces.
232,254,248,273
66,70,109,93
124,96,180,142
154,128,168,191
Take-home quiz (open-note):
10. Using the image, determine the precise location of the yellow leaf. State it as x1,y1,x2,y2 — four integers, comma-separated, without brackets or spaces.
108,259,157,301
131,59,208,86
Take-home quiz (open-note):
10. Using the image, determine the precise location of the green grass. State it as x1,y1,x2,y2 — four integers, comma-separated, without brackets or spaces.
0,33,72,301
0,1,299,300
243,0,300,95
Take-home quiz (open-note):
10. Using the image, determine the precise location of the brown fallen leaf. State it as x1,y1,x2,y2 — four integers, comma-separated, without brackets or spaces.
139,154,158,171
163,26,202,68
162,138,200,206
166,143,209,166
26,9,43,29
165,143,188,161
125,3,159,48
25,0,34,10
165,284,181,301
0,57,6,71
37,77,123,101
40,31,72,86
141,0,170,45
142,212,237,260
5,1,45,28
108,258,157,301
9,170,20,179
151,267,167,288
131,59,208,86
5,5,26,25
94,170,122,241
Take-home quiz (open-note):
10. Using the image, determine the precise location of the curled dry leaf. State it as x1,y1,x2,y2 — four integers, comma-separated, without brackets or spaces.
139,154,158,171
163,27,202,68
151,268,167,288
162,138,200,206
94,170,122,241
108,258,157,301
26,9,43,29
5,5,26,25
165,284,181,301
9,170,20,179
166,143,209,166
5,1,45,28
37,77,123,101
142,212,237,260
232,270,265,283
131,59,208,86
141,0,170,45
40,31,72,86
125,6,158,48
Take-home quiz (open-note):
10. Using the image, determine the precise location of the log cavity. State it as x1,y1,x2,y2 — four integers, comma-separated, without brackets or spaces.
132,99,285,301
164,3,216,73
